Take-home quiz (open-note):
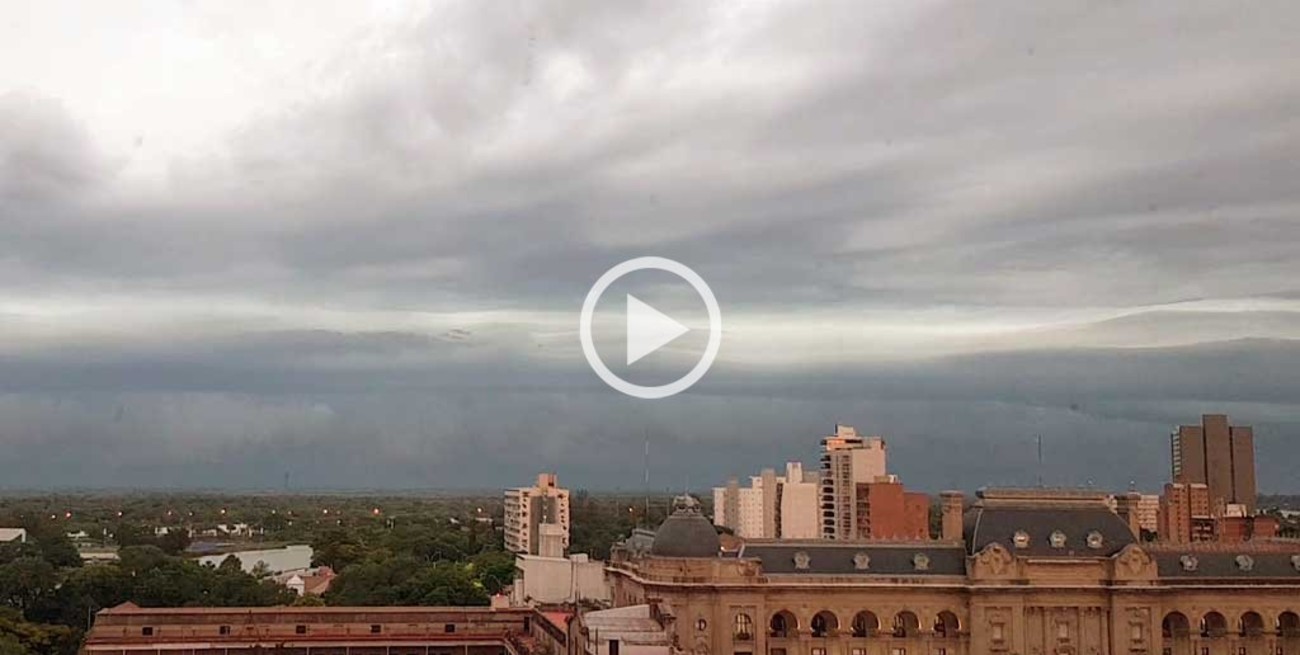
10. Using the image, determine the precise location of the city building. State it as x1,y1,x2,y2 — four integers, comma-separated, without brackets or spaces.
1171,414,1257,515
279,566,336,597
712,463,819,539
599,490,1300,655
1113,492,1161,538
196,544,314,575
505,473,571,555
1136,493,1160,534
779,463,821,540
820,424,936,541
1159,482,1214,544
0,527,27,543
511,521,610,606
512,551,610,607
81,603,568,655
855,478,931,540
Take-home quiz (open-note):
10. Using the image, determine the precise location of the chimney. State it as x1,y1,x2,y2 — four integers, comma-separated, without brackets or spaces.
1113,492,1142,539
940,491,965,541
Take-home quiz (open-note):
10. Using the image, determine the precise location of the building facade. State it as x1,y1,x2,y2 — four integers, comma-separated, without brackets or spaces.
601,490,1300,655
714,463,820,540
81,604,568,655
505,473,571,555
1170,414,1256,515
820,425,888,540
855,479,931,541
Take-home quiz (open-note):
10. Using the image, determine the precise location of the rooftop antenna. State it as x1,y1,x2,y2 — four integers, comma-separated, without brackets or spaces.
643,432,650,528
1036,435,1044,487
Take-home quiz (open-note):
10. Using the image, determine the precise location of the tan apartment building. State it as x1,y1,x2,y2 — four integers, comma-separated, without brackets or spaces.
504,473,570,555
820,425,887,540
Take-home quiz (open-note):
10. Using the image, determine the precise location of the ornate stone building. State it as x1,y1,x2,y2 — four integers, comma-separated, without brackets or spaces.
599,490,1300,655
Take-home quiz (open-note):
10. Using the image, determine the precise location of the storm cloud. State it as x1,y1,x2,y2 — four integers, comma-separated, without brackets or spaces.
1,1,1299,491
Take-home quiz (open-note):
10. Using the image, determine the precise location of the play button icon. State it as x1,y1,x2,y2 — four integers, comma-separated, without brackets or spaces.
580,256,722,400
625,294,690,365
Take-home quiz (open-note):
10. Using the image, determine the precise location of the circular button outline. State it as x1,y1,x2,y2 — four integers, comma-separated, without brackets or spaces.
579,256,722,400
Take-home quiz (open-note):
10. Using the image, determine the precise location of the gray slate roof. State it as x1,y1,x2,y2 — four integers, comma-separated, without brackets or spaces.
963,506,1135,557
740,543,967,576
1152,551,1300,579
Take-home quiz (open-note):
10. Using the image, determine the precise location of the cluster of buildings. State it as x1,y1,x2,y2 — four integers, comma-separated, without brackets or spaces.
78,412,1300,655
1160,414,1278,543
712,425,930,542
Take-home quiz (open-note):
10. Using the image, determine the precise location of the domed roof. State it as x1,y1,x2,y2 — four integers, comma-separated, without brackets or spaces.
651,495,721,558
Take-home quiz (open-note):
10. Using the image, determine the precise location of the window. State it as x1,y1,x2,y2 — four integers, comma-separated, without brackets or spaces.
1057,622,1070,640
1049,531,1066,548
219,625,231,636
444,624,456,633
370,624,382,634
141,627,154,637
1130,625,1143,642
851,649,865,655
991,624,1005,642
609,640,620,655
295,625,307,635
734,614,754,641
1086,531,1104,549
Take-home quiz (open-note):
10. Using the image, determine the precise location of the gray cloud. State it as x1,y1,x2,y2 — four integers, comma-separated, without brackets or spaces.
0,1,1298,489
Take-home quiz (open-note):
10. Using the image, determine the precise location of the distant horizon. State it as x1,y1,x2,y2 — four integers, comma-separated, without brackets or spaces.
3,1,1298,491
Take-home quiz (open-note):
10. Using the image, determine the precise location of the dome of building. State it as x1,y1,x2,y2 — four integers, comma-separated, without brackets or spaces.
651,495,721,558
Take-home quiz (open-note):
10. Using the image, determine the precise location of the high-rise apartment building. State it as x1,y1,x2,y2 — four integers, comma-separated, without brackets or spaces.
1159,482,1213,543
712,462,820,539
820,424,888,540
1170,414,1256,515
504,473,570,555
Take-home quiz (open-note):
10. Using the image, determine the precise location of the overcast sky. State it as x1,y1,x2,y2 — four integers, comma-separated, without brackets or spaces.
2,1,1299,492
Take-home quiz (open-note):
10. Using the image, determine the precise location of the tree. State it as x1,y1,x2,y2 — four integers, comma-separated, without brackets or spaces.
0,559,57,615
469,551,515,595
0,609,76,655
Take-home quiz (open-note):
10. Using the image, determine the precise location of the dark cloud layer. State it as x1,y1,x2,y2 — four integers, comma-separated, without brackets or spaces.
1,1,1299,490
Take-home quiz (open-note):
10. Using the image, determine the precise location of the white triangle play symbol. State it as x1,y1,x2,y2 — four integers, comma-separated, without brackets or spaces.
626,294,691,366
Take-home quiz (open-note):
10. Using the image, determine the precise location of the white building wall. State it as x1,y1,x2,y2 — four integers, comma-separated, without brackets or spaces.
780,472,820,539
512,553,610,605
735,485,765,539
198,544,312,574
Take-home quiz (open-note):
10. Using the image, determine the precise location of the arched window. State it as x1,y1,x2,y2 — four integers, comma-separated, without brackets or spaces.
1200,612,1227,639
893,611,920,638
1239,612,1264,637
770,611,797,639
1162,612,1190,639
934,611,959,638
1278,612,1300,637
811,611,838,638
851,611,878,638
733,614,753,641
